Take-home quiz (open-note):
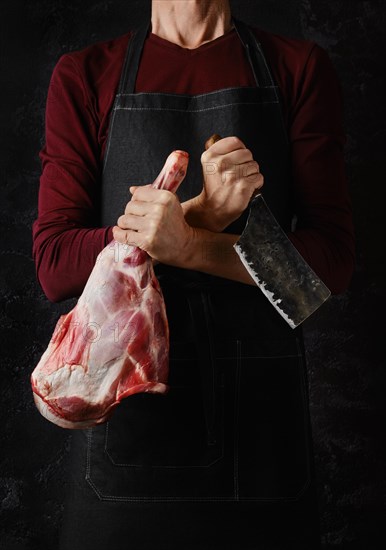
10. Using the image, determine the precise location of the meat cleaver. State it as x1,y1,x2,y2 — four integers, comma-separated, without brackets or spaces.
204,134,331,328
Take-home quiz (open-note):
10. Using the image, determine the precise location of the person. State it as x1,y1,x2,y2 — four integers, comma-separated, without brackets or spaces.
32,1,355,548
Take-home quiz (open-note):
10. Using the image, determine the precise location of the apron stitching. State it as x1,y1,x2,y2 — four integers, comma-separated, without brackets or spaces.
244,42,261,87
104,421,109,453
104,453,225,469
79,494,310,502
85,428,92,477
114,101,279,114
85,428,104,501
103,387,225,468
88,347,312,501
250,37,276,89
116,86,279,97
101,102,119,175
200,291,217,444
231,353,301,359
234,340,242,500
250,34,290,145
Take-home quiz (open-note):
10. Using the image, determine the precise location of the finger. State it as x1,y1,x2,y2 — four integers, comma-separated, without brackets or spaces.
218,161,261,184
124,200,150,216
221,150,257,169
206,136,246,156
117,213,147,231
213,160,260,186
130,186,174,205
240,160,261,179
113,225,143,248
233,172,264,199
129,183,151,194
246,172,264,189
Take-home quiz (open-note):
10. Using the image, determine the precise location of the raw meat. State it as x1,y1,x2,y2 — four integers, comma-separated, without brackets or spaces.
31,150,189,429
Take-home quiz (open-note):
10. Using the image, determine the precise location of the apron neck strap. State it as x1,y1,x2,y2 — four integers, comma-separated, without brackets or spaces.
118,20,151,95
231,17,275,88
119,17,275,95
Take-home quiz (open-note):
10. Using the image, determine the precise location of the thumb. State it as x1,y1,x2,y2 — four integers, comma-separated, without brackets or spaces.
129,184,152,194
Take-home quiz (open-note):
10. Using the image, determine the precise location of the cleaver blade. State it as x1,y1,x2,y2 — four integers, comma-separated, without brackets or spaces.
233,193,331,328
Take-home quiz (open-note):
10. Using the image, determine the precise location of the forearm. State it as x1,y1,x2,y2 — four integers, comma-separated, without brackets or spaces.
182,198,355,294
176,226,256,286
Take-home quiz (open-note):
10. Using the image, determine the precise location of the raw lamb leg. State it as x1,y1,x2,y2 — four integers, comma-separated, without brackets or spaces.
31,150,189,429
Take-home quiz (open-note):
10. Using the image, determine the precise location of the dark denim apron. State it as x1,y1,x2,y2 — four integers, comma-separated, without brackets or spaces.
59,18,321,550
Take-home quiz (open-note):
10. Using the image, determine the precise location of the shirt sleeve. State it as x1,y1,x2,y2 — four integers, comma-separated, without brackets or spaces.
32,54,114,302
286,44,355,294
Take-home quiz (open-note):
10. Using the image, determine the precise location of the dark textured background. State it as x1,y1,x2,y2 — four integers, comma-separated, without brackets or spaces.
0,1,385,549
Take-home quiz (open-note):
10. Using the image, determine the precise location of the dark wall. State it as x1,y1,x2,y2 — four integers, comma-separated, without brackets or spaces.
1,1,384,549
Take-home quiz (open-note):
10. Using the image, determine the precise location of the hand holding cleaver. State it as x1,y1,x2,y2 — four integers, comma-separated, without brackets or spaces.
204,134,331,329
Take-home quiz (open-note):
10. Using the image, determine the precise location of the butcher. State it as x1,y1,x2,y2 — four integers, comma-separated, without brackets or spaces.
32,0,355,548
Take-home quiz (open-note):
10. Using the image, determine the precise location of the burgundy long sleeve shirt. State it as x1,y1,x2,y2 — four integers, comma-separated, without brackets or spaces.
32,26,355,302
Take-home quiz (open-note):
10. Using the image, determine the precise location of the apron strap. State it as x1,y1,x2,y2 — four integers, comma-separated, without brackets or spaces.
119,20,151,95
118,17,277,96
231,17,276,88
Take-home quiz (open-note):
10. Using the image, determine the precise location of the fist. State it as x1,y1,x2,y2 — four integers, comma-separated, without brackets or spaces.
113,185,194,265
197,136,264,232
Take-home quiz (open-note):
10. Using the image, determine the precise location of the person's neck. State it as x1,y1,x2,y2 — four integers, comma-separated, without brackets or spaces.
151,0,232,49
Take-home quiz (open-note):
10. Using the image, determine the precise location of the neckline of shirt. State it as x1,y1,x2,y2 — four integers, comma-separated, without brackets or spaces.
147,26,237,56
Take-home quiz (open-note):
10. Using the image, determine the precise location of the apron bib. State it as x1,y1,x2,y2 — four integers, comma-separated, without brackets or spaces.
61,18,320,550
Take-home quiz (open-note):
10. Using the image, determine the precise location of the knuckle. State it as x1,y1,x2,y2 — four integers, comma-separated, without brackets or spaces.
163,190,174,203
149,217,159,231
124,231,133,245
231,136,245,148
123,234,133,245
141,234,151,249
156,190,171,204
154,203,164,216
131,186,142,198
117,214,126,227
201,150,210,164
245,173,260,184
241,162,261,182
220,169,237,183
238,181,252,194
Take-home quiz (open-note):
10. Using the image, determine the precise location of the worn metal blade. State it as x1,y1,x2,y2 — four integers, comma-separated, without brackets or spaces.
234,194,331,328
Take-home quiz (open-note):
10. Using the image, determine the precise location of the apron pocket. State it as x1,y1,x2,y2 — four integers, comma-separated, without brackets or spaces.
234,338,312,501
85,359,233,501
104,380,223,468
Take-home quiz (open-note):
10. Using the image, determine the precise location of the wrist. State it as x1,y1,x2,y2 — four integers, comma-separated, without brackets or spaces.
182,194,225,233
175,225,209,271
182,195,207,227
